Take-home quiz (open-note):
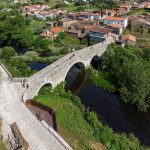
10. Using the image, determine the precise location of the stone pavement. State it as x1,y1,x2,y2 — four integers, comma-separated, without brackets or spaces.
0,66,71,150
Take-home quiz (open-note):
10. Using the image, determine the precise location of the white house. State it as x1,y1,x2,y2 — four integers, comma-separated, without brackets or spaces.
103,17,128,28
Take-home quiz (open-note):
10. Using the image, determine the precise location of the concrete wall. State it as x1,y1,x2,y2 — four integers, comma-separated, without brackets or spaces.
23,36,114,101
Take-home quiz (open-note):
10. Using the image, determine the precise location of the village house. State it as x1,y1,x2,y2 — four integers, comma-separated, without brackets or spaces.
66,11,107,21
106,24,123,35
70,20,99,31
103,17,128,35
129,14,150,31
57,18,78,28
107,10,116,17
123,34,136,46
46,22,58,28
87,26,112,42
65,20,99,38
40,27,64,40
116,7,128,16
22,5,65,20
136,1,150,8
103,16,128,28
115,34,136,47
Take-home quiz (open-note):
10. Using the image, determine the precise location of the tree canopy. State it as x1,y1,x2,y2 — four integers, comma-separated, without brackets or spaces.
97,45,150,112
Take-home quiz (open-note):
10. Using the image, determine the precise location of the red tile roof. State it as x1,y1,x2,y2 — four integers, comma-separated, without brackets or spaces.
107,24,123,28
123,34,136,42
104,17,127,21
87,26,111,34
50,27,63,33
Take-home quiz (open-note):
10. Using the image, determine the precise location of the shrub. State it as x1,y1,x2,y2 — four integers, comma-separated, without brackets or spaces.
1,46,16,60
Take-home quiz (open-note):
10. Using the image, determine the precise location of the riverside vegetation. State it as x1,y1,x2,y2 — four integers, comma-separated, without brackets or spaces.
34,83,148,150
88,44,150,112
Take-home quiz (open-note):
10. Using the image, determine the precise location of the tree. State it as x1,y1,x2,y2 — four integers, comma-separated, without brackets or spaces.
118,60,150,112
1,46,16,60
12,28,35,48
100,45,150,112
17,62,31,76
34,36,52,50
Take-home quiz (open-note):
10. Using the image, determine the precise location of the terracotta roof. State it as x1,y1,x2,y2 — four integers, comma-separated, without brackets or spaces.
85,25,96,30
104,17,127,21
88,26,111,34
107,24,123,28
50,27,63,33
108,9,116,13
123,34,136,42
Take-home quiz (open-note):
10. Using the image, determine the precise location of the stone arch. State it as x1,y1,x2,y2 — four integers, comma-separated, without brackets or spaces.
34,81,54,98
90,55,100,69
64,61,86,91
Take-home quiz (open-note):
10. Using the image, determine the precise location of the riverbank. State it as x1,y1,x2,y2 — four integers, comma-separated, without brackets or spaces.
34,83,146,150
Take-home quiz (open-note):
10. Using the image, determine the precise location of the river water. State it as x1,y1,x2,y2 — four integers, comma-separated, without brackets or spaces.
76,76,150,146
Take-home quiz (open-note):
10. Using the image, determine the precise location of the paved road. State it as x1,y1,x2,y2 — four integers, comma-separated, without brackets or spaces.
0,66,68,150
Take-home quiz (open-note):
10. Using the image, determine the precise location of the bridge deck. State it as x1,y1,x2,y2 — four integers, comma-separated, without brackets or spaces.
0,66,69,150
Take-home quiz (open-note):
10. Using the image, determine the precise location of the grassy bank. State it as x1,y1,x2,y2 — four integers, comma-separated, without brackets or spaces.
34,83,146,150
87,68,116,93
127,8,150,16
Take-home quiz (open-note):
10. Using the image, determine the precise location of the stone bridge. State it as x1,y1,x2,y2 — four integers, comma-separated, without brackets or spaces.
23,36,114,101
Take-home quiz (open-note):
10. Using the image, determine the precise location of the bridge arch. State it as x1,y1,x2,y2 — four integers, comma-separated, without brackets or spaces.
90,55,100,70
64,61,86,91
34,81,54,98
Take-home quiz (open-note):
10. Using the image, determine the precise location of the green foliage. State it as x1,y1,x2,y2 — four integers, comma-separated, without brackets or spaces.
118,60,150,112
91,44,150,112
16,62,31,76
86,112,100,130
1,46,16,60
38,84,52,95
88,68,116,93
34,37,52,50
0,11,34,48
13,28,35,48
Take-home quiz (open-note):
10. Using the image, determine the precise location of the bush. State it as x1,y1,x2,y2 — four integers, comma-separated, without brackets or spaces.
1,46,16,60
86,112,100,130
88,68,116,93
38,85,52,95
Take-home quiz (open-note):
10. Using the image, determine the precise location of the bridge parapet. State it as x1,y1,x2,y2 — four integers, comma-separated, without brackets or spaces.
28,36,114,83
23,36,114,101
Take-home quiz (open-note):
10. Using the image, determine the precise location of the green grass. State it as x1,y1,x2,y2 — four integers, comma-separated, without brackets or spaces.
59,33,87,48
128,8,150,16
34,93,95,149
88,68,116,93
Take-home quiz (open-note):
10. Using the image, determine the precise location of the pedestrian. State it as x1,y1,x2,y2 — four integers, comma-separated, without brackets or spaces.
26,84,29,89
36,113,40,120
22,83,25,88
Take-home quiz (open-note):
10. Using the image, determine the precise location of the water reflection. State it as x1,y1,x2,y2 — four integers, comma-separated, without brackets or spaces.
28,62,49,71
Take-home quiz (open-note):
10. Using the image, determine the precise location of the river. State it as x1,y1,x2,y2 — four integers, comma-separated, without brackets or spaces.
76,76,150,146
